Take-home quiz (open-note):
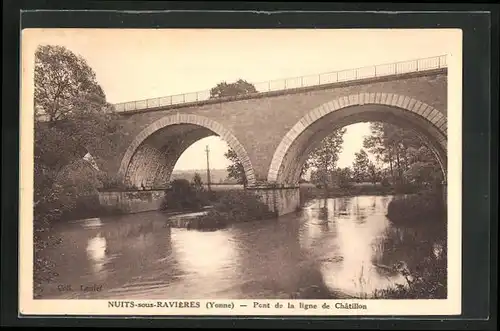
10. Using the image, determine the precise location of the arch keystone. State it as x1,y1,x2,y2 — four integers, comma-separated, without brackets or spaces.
402,96,412,109
380,93,389,105
318,103,330,116
411,100,423,113
342,96,350,107
349,94,359,105
332,99,341,110
312,107,323,120
368,93,376,104
396,95,405,108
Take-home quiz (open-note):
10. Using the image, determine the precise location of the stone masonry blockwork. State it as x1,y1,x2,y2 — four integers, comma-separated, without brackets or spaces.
89,70,447,185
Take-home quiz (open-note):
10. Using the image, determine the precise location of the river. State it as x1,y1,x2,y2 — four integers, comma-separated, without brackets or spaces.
36,194,446,300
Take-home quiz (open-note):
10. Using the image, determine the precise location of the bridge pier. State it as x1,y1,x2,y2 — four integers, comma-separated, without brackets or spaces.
98,189,166,214
247,184,301,217
97,185,301,217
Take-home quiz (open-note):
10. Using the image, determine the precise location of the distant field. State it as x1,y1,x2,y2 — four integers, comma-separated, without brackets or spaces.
203,184,244,191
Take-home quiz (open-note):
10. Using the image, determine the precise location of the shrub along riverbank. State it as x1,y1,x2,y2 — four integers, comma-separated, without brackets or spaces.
298,183,447,299
160,179,275,230
386,188,446,226
190,190,276,230
374,189,447,299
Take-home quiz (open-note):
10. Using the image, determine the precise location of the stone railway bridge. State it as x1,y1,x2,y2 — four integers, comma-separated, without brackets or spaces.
92,56,448,216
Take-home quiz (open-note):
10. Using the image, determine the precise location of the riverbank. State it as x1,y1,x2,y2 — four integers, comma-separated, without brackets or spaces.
55,182,420,224
34,194,447,300
298,183,419,204
373,192,447,299
386,190,446,225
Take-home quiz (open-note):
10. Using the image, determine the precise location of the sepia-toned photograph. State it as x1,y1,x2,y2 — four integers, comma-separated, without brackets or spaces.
19,28,463,316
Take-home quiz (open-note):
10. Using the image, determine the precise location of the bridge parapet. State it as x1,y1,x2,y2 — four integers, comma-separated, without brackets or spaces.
112,55,447,114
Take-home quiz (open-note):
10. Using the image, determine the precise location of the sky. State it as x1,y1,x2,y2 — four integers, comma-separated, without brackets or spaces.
23,28,459,171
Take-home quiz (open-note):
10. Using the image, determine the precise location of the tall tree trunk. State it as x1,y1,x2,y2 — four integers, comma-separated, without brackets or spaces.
388,149,394,183
322,176,328,201
395,148,402,184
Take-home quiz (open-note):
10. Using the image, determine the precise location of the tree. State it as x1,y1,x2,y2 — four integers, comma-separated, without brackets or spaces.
192,172,204,191
304,128,346,195
34,45,122,168
35,45,111,122
335,167,353,188
404,146,443,187
363,122,443,187
33,45,125,298
33,45,122,225
224,148,248,187
367,161,380,184
210,79,258,99
163,179,203,210
352,149,370,183
299,158,312,181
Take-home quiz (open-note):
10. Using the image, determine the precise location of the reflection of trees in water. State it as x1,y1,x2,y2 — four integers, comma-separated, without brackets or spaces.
300,202,340,250
379,195,392,210
226,215,340,299
370,219,447,299
372,223,445,271
99,217,180,286
337,197,350,216
289,260,344,299
229,217,305,298
318,206,328,223
42,214,183,298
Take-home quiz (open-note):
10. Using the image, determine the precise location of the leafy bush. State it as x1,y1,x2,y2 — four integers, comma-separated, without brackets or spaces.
191,190,275,230
161,179,209,211
211,190,275,222
373,249,447,299
393,182,419,194
386,191,446,225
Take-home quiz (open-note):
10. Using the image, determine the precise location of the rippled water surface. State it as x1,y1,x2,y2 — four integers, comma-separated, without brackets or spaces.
38,195,445,299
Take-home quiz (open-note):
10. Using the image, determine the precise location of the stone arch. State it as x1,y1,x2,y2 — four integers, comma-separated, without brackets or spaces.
118,113,256,188
267,92,447,185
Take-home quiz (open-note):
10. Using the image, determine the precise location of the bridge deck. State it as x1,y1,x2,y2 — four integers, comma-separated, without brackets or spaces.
112,55,447,114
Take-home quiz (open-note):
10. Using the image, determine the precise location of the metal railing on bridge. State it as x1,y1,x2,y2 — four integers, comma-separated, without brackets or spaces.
112,55,447,113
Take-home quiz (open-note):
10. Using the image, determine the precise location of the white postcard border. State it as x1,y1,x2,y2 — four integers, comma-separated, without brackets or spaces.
18,28,463,316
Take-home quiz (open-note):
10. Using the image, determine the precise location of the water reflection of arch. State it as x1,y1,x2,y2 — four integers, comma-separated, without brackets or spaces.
92,214,177,289
312,196,408,297
168,228,240,298
226,215,332,298
86,232,109,278
41,220,105,290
